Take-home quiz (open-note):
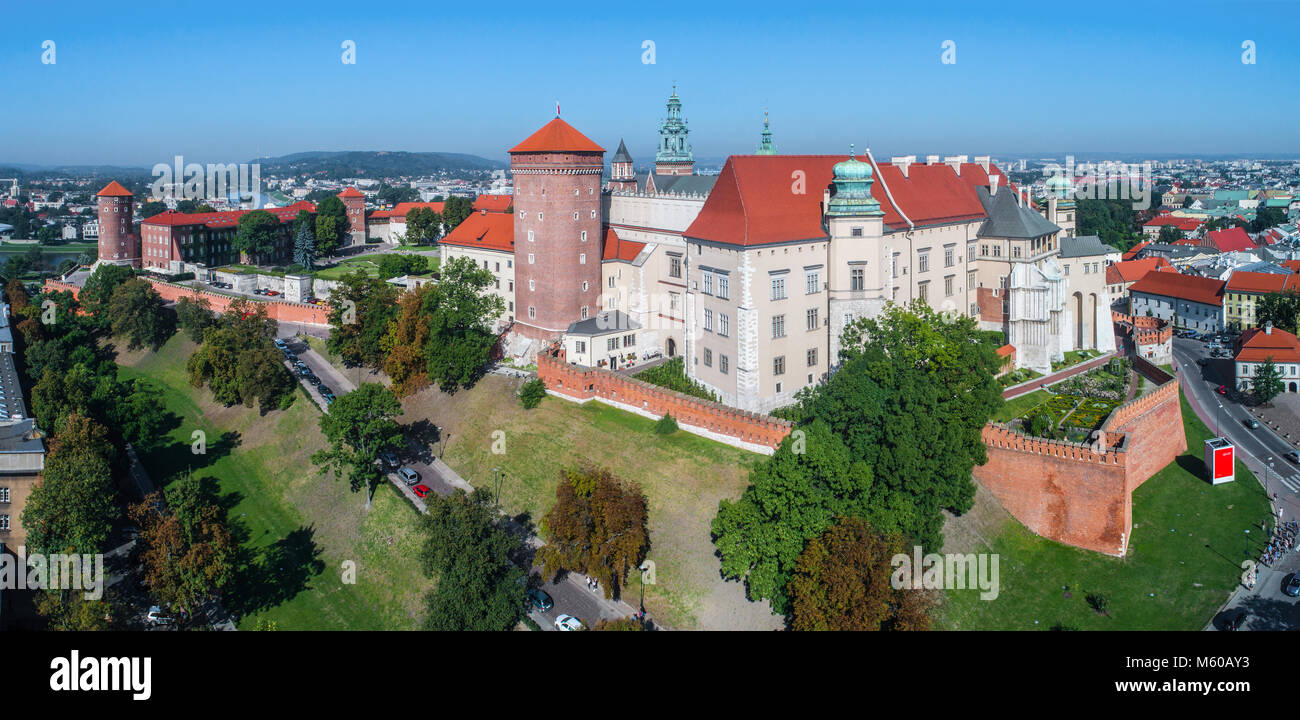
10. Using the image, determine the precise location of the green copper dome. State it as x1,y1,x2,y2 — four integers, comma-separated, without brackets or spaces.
1045,173,1075,201
826,145,883,217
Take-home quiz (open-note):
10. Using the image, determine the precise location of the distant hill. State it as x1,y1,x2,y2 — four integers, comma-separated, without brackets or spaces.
251,150,506,177
0,164,151,179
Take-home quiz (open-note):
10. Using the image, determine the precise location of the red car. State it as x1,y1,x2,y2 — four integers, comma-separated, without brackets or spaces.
1217,385,1228,395
412,484,431,499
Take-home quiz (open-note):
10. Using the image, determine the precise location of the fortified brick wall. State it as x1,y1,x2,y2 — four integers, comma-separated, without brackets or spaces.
537,352,792,454
43,278,330,326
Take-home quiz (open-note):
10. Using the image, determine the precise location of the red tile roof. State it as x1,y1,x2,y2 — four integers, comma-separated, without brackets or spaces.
602,227,645,262
367,209,394,219
97,180,134,197
1122,241,1149,260
337,187,364,198
995,344,1015,358
1144,215,1202,232
1128,271,1225,306
473,194,513,213
141,201,315,229
439,211,513,253
1283,260,1300,273
1236,326,1300,363
1206,226,1255,253
683,153,995,247
391,201,445,219
1225,270,1300,294
509,117,604,154
1105,257,1172,285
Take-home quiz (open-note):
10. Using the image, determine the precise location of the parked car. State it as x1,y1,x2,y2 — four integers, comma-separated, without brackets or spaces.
318,385,333,397
1286,451,1300,464
397,467,420,485
308,375,321,386
527,587,554,613
146,606,176,627
1224,611,1247,631
412,484,431,498
1284,574,1300,598
1217,385,1228,395
553,614,585,631
298,367,313,378
380,452,400,467
274,338,286,349
1245,418,1260,429
266,290,280,296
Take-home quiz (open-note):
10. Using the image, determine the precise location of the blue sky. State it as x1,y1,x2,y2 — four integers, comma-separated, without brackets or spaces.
2,0,1298,166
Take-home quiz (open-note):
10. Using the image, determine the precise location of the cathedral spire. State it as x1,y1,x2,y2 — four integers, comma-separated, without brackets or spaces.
655,86,694,175
755,109,778,155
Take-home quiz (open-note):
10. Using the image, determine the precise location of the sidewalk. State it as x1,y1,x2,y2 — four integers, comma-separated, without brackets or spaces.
1002,352,1116,399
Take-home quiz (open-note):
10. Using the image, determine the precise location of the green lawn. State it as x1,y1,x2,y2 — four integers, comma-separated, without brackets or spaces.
313,257,380,281
422,381,764,629
116,335,433,630
994,389,1051,423
941,390,1272,630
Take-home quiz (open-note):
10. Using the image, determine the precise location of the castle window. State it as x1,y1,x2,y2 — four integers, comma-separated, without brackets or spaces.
580,253,586,265
608,276,615,288
576,341,586,354
581,306,589,320
574,211,579,220
581,231,587,242
529,253,535,264
918,253,930,273
945,275,954,296
850,267,865,291
805,270,820,294
851,227,863,237
720,355,729,374
774,356,785,375
719,313,730,337
717,274,729,299
669,256,682,278
528,230,534,242
806,308,819,331
702,270,714,295
918,281,929,302
772,314,786,338
807,348,818,367
771,276,787,300
0,515,7,531
591,210,597,218
529,279,535,291
0,487,9,503
582,281,589,291
704,309,713,332
529,306,536,319
703,348,712,367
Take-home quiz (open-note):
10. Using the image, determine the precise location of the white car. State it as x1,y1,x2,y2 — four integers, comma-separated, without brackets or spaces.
553,614,585,632
146,606,175,626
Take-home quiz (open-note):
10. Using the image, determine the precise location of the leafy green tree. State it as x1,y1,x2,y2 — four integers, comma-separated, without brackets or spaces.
187,299,294,411
405,206,442,245
376,253,428,279
381,285,433,396
129,480,238,620
1252,357,1285,404
141,200,167,218
310,382,403,510
36,590,120,631
108,277,172,351
1156,225,1183,244
21,414,119,556
713,421,873,613
175,295,216,343
787,517,931,631
537,465,649,599
519,378,546,409
314,196,349,257
440,196,474,232
326,269,400,370
111,379,170,452
423,255,505,392
1250,206,1286,233
420,488,527,631
1256,292,1300,335
233,209,281,263
80,263,135,327
653,413,678,435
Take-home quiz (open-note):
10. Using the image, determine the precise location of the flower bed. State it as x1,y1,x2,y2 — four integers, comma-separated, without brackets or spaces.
1064,397,1122,430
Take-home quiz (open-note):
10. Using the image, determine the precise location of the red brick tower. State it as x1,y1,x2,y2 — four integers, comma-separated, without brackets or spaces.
338,187,366,242
96,180,139,267
510,117,605,343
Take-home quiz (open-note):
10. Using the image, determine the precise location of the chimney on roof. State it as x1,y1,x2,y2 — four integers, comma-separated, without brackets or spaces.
892,155,916,178
975,155,991,173
926,154,940,165
944,155,968,175
1265,320,1273,335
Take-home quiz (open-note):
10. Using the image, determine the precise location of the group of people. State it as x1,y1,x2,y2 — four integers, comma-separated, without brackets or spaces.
585,575,600,593
1259,519,1297,568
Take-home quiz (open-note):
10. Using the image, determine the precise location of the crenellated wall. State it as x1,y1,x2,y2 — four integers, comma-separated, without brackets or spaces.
974,367,1185,556
538,351,793,454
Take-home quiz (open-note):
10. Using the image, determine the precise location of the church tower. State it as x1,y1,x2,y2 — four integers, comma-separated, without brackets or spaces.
755,111,778,155
610,139,636,192
509,116,605,344
655,86,694,175
825,147,888,364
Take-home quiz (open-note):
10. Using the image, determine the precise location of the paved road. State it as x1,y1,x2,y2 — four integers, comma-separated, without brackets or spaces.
1170,336,1300,630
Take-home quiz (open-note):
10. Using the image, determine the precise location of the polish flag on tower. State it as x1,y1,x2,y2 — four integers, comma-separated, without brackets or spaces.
555,100,560,116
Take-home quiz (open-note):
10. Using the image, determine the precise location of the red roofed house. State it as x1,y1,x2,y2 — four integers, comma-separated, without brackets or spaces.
1105,256,1172,301
1201,226,1256,254
1235,322,1300,393
139,201,316,269
439,211,517,329
1142,214,1203,239
1224,270,1300,330
1128,271,1225,333
473,194,513,213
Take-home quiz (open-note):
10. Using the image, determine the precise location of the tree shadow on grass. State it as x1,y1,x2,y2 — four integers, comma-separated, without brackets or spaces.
1176,454,1208,481
224,525,325,617
149,430,242,491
